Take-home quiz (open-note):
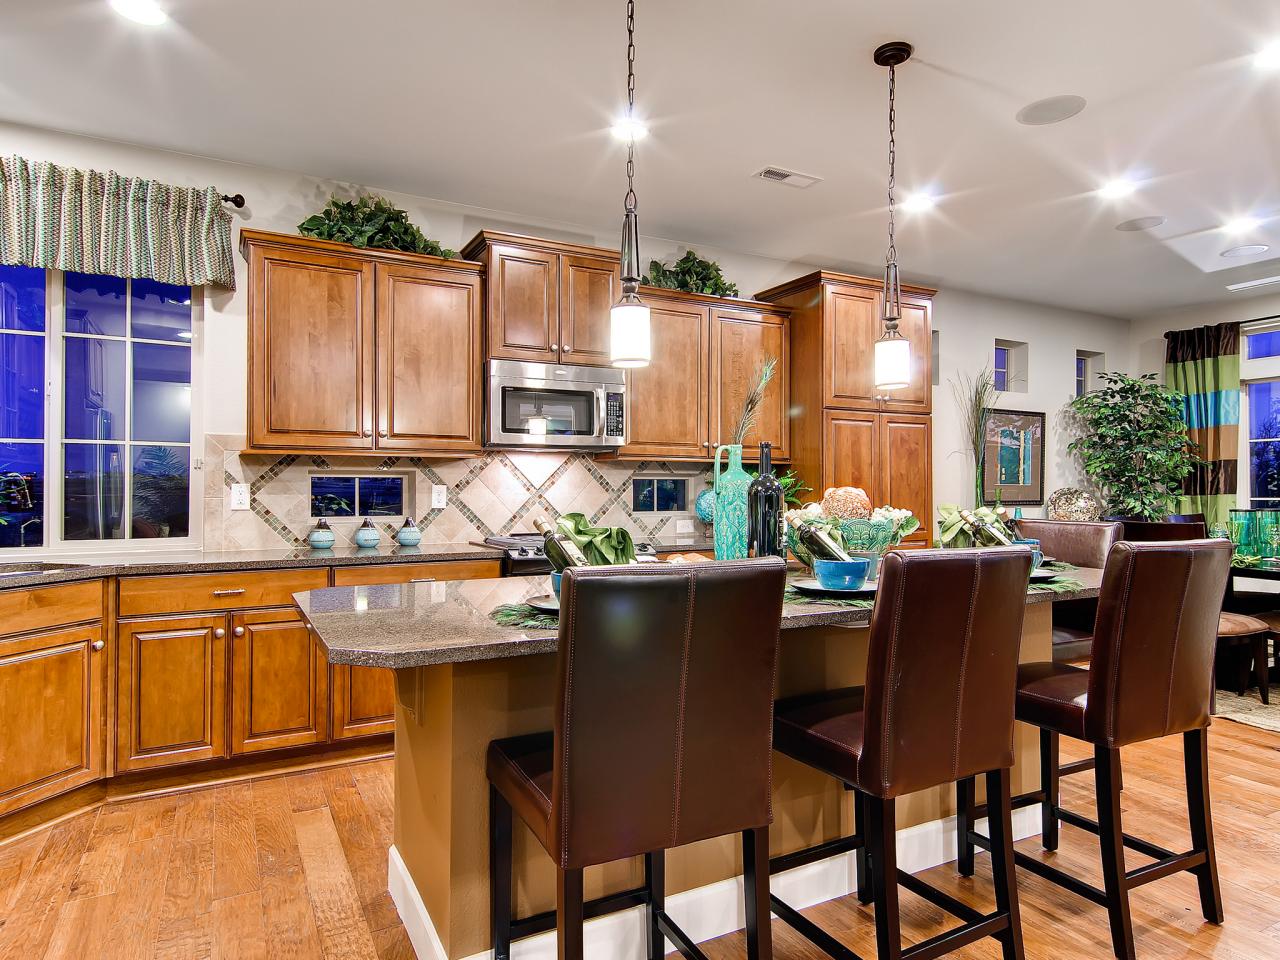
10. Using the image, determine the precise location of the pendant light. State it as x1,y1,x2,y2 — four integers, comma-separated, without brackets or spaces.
609,0,652,368
872,41,913,391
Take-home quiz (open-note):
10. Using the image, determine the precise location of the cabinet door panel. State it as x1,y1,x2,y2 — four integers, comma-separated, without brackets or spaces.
881,414,932,546
117,615,227,771
488,244,559,362
248,245,375,449
822,411,880,500
559,254,618,365
618,301,710,459
332,666,396,741
879,296,932,414
713,309,790,460
231,609,327,755
0,626,104,817
824,284,881,411
376,263,482,452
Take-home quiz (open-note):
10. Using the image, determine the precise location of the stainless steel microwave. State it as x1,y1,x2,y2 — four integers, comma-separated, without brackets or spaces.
486,359,625,449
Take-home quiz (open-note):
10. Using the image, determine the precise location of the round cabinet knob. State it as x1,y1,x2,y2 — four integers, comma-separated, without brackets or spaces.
91,639,105,651
363,428,372,438
214,628,225,639
563,346,572,353
233,626,245,637
378,429,388,438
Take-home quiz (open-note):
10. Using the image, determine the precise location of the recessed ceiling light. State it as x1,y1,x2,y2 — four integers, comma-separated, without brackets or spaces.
1015,95,1087,125
108,0,168,25
1221,244,1270,258
610,116,648,142
1223,215,1263,234
1097,178,1139,200
1256,40,1280,71
1115,216,1166,232
901,191,936,213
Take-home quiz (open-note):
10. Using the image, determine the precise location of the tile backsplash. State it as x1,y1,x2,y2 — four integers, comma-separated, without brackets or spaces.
203,435,711,550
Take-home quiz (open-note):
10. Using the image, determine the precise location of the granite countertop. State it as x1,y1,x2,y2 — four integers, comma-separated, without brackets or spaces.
0,542,506,590
297,566,1105,669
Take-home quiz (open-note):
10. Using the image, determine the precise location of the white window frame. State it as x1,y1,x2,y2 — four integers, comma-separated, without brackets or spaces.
0,269,203,556
1235,318,1280,510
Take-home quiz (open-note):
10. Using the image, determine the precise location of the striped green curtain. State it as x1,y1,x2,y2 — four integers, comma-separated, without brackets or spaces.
0,154,235,288
1164,322,1240,528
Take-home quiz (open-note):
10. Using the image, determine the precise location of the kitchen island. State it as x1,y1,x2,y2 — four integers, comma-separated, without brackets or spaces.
296,567,1103,960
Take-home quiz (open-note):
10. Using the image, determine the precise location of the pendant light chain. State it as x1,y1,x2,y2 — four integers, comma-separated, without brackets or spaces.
885,62,897,269
624,0,637,212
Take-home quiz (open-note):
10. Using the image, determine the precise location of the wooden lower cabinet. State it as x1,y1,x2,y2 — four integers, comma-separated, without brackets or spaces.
117,615,228,772
0,624,105,817
230,608,328,755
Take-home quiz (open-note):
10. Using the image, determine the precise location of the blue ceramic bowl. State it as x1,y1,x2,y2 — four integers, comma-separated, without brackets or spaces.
1012,537,1043,570
813,557,871,591
551,571,562,599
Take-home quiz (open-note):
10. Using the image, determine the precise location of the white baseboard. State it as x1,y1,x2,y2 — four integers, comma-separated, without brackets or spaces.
388,808,1040,960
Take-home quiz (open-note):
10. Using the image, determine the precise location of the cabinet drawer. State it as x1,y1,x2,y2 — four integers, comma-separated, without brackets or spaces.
118,569,330,617
332,559,501,586
0,580,102,638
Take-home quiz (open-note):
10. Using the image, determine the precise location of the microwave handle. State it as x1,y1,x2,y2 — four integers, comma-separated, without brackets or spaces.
596,389,607,439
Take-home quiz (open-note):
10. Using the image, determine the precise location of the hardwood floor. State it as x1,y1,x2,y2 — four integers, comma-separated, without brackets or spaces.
1,720,1278,959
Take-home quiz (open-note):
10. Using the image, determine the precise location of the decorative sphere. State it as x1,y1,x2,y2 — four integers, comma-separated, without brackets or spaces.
821,486,872,520
1046,488,1102,522
694,487,716,524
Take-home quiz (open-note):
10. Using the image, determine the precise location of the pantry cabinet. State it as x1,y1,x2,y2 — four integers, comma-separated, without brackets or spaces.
823,411,932,547
461,231,619,366
242,230,483,455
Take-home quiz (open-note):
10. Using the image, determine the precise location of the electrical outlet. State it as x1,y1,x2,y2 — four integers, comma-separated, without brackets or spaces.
676,518,694,533
230,483,251,510
431,484,448,509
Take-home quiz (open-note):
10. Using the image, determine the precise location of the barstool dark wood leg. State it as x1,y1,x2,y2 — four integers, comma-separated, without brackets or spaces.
1040,728,1060,851
867,796,903,960
489,786,513,960
742,826,773,960
1094,746,1135,960
557,867,584,960
986,768,1026,960
1184,728,1225,924
955,776,976,877
644,850,665,960
854,788,872,903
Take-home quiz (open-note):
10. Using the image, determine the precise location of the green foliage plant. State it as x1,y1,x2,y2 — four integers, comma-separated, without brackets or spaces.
1067,372,1198,520
299,194,456,258
644,250,739,297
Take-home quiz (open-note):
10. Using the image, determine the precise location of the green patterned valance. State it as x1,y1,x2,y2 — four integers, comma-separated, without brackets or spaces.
0,155,235,289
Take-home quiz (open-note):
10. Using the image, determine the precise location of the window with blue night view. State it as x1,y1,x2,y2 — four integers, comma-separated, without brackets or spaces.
0,266,46,547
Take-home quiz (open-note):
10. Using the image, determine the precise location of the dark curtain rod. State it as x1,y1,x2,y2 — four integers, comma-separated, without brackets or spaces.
220,193,246,208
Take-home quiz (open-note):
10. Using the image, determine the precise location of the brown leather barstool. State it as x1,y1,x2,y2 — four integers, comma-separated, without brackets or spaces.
486,558,787,960
771,547,1034,960
958,539,1231,960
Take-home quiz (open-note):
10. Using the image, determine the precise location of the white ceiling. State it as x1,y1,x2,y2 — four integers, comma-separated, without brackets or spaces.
3,0,1280,318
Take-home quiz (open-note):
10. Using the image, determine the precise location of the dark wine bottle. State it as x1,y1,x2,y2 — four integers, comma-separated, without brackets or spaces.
747,443,786,559
533,517,590,571
789,517,852,562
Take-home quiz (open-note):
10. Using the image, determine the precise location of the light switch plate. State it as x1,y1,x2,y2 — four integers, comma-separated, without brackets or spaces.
431,484,448,509
230,483,251,510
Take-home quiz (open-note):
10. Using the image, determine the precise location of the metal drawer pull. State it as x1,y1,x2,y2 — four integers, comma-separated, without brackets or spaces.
409,577,437,583
212,588,246,597
91,640,105,651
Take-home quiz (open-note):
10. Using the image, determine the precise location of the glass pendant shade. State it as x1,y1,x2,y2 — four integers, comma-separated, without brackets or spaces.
874,332,910,390
610,293,651,368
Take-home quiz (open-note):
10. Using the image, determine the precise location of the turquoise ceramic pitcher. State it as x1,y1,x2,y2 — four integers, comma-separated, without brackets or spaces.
713,443,752,560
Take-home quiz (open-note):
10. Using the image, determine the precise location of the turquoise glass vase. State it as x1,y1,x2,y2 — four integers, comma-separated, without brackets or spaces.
713,444,752,560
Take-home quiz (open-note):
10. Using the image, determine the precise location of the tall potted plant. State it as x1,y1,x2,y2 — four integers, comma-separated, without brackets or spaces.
1068,372,1198,519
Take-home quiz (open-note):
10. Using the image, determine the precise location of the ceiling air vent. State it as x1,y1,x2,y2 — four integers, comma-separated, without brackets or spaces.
752,166,822,189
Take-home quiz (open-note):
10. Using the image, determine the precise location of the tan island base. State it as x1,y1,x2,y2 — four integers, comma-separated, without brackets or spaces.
388,602,1052,960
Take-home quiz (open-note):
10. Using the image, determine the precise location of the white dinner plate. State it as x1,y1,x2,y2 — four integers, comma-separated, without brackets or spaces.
525,594,560,613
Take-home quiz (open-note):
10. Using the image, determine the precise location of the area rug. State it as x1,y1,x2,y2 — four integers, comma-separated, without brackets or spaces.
1214,685,1280,733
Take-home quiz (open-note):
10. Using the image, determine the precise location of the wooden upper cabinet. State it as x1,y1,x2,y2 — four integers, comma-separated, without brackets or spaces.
487,243,560,362
822,410,880,497
230,608,328,755
712,307,790,460
880,413,932,546
247,242,376,450
824,283,882,412
559,254,618,365
879,295,932,415
0,624,105,817
117,614,228,772
376,262,483,452
619,299,711,459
